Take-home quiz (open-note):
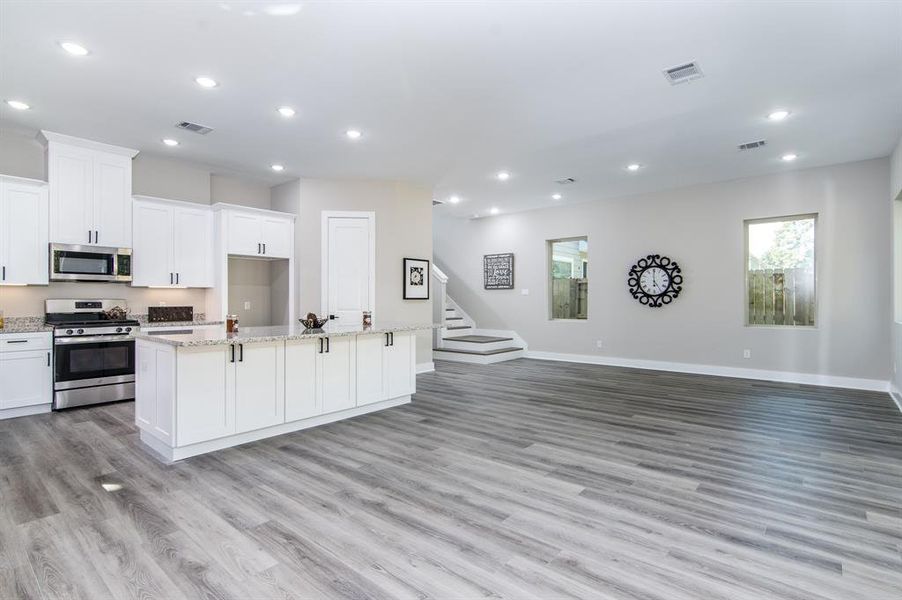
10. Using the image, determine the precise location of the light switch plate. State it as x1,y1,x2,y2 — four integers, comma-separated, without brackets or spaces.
244,301,251,310
521,289,529,295
743,349,751,359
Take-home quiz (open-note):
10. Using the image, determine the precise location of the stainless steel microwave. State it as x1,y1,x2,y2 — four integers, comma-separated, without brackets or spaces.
50,244,132,282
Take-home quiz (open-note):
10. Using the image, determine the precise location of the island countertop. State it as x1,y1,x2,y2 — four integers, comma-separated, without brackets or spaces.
134,321,439,347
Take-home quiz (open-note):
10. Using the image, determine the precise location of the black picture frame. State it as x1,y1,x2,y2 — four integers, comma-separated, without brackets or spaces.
484,253,514,289
403,258,430,300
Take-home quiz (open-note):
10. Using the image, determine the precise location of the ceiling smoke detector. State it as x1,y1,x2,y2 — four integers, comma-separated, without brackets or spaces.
738,139,767,151
554,177,577,185
663,61,704,85
175,121,214,135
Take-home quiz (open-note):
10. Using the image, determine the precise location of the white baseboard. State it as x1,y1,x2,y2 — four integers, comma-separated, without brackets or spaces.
416,361,435,374
526,350,890,393
890,383,902,413
0,403,51,420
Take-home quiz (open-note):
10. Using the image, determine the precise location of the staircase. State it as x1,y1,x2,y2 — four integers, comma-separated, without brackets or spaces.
431,266,526,364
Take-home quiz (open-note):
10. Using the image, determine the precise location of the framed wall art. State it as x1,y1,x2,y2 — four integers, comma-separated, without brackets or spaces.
403,258,430,299
484,253,514,289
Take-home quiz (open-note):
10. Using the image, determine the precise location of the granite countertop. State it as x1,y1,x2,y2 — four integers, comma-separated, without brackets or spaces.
0,317,52,334
135,322,440,347
138,320,224,328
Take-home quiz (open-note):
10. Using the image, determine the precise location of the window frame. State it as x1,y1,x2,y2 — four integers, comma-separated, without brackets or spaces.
547,235,589,321
743,212,818,328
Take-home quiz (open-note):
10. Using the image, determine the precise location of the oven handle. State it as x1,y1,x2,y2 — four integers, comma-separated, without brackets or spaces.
55,335,136,345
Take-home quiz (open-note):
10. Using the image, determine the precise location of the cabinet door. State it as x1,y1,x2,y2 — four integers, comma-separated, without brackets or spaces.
48,145,94,245
176,345,235,445
235,342,284,433
135,342,174,445
0,349,52,409
285,339,319,421
226,212,264,256
93,153,132,247
385,332,415,398
356,333,386,406
261,217,292,258
132,201,173,286
173,206,213,287
318,336,355,413
1,181,49,285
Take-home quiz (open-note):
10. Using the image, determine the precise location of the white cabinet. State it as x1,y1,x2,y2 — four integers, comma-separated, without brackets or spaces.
385,332,415,398
0,332,52,415
135,341,175,444
222,206,294,258
0,177,49,285
132,197,213,288
318,336,355,414
356,331,415,407
42,131,137,248
235,341,284,433
175,344,235,446
285,339,319,421
284,335,356,421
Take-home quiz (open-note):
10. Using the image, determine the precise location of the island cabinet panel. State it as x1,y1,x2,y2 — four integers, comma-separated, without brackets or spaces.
176,345,236,446
285,339,319,421
385,332,416,398
356,333,386,407
135,341,174,444
319,336,355,414
235,342,285,433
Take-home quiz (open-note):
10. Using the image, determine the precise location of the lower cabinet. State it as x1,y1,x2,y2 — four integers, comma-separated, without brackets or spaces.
285,336,355,420
356,331,416,407
235,341,284,432
0,332,52,413
285,338,319,421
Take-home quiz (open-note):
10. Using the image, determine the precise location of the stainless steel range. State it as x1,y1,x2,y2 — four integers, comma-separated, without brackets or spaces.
45,299,138,409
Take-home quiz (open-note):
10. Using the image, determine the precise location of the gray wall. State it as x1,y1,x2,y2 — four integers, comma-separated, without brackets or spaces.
0,130,273,318
890,137,902,394
435,158,892,381
272,178,434,365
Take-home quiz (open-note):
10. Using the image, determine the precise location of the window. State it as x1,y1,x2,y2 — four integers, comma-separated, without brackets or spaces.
745,214,816,326
549,237,588,319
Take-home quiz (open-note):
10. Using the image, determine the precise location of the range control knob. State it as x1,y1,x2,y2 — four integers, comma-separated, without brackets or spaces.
66,329,73,335
125,327,132,333
115,327,123,333
76,328,84,335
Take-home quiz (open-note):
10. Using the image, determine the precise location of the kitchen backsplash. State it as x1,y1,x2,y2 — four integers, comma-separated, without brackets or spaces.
0,284,206,317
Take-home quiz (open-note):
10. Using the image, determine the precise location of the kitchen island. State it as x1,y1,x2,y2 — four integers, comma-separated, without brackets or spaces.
135,322,434,462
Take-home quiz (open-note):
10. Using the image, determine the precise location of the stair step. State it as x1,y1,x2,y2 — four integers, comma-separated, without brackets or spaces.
445,325,471,330
445,308,454,311
445,317,463,321
432,346,524,356
442,335,513,344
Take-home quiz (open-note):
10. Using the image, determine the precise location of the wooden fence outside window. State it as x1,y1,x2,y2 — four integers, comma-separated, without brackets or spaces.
747,267,815,326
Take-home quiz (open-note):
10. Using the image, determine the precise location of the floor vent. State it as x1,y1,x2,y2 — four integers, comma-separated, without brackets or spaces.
175,121,214,135
663,61,704,85
738,139,767,151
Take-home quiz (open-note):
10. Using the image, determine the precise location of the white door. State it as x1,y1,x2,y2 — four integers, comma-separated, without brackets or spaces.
385,332,415,398
356,333,386,406
235,342,285,433
285,339,319,421
132,201,173,286
261,217,292,258
0,350,52,409
173,206,213,287
49,145,94,245
176,345,236,446
1,181,48,285
227,212,264,256
324,214,374,323
93,153,132,247
318,336,355,413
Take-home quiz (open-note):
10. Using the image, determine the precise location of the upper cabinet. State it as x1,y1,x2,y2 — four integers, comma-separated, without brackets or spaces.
40,131,138,248
132,196,213,288
216,204,294,259
0,177,49,285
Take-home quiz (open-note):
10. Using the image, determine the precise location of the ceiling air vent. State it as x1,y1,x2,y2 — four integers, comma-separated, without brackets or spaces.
738,139,767,151
432,199,444,206
175,121,213,135
663,61,704,85
554,177,577,185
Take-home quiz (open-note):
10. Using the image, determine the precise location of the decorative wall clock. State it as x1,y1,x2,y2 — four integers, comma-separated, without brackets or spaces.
627,254,683,307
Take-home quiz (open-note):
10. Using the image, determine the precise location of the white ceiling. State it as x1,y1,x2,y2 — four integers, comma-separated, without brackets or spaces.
1,1,901,217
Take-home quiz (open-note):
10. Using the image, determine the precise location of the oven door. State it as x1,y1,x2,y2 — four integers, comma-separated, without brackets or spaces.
50,244,132,282
54,336,135,389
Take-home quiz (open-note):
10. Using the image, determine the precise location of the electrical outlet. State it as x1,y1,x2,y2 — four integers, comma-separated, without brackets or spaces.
244,301,251,310
521,288,529,296
596,340,603,349
743,349,751,359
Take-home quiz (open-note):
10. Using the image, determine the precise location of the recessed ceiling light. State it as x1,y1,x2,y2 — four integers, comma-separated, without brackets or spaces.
346,129,362,140
277,106,296,117
781,153,798,162
448,195,460,204
271,164,285,172
264,4,302,16
552,193,562,200
496,171,510,181
471,214,480,219
490,207,500,215
195,76,218,88
162,138,179,147
59,41,89,56
626,163,642,171
768,109,791,121
5,100,29,110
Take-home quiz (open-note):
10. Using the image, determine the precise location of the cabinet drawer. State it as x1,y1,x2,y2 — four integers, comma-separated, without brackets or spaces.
0,332,51,352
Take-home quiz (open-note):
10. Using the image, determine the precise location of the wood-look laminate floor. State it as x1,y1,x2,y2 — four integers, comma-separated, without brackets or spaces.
2,358,902,599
